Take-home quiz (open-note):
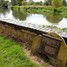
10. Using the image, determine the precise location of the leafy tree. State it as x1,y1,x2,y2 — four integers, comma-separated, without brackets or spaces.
2,1,9,7
0,0,9,7
33,1,43,5
44,0,52,5
52,0,63,8
12,7,27,20
18,0,23,5
46,13,63,23
22,0,27,5
0,0,4,6
63,0,67,6
11,0,24,6
11,0,18,6
47,0,52,5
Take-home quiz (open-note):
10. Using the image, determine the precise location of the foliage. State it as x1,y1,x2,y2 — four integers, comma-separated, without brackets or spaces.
44,0,52,5
0,35,40,67
10,0,67,6
11,7,27,20
52,0,63,8
2,1,9,7
0,0,9,7
0,0,4,6
46,13,63,23
11,0,18,6
63,0,67,6
17,0,22,6
32,1,43,5
0,8,9,14
12,6,67,20
22,6,53,14
22,0,28,5
11,0,23,6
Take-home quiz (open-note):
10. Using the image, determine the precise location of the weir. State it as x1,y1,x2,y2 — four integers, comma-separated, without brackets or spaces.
0,20,67,67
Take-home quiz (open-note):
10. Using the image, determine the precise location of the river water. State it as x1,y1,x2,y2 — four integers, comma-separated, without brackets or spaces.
0,8,67,37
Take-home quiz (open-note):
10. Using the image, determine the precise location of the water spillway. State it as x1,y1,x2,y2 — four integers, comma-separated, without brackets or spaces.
0,20,64,40
0,19,67,42
0,20,67,67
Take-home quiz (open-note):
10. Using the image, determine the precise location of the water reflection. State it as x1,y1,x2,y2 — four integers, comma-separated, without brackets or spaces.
0,8,9,15
46,13,63,24
24,14,52,25
0,8,15,21
0,8,67,29
11,8,67,28
12,7,27,20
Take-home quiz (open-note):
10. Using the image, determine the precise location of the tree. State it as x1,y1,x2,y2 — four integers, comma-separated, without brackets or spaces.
11,0,23,6
11,0,18,6
52,0,63,8
12,7,27,20
22,0,27,5
0,0,4,6
47,0,52,5
18,0,23,5
46,13,63,23
63,0,67,6
0,0,9,8
44,0,52,5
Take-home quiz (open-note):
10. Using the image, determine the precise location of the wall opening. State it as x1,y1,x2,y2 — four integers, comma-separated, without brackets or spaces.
63,37,67,44
65,61,67,67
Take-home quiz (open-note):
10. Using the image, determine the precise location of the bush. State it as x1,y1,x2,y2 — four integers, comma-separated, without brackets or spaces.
52,0,63,8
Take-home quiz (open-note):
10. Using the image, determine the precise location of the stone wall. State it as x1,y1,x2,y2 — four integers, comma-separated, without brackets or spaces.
0,21,37,48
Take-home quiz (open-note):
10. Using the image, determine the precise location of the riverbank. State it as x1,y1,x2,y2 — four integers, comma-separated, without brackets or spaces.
11,6,67,17
0,34,54,67
12,6,54,14
0,35,41,67
12,5,67,8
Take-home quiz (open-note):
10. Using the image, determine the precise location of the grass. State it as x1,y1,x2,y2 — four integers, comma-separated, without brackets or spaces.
0,35,40,67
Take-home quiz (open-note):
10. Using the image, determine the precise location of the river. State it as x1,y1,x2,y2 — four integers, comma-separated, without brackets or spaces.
0,8,67,37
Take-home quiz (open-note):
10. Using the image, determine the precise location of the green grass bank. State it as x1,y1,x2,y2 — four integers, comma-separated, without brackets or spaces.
0,35,41,67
